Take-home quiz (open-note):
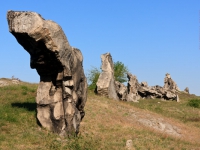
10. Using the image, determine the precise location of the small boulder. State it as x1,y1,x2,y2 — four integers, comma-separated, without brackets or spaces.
126,140,134,150
184,87,189,94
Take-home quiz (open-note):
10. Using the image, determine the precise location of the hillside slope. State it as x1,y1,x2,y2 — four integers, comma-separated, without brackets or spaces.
0,79,200,149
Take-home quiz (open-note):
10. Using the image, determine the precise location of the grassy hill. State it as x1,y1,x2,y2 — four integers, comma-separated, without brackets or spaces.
0,78,200,150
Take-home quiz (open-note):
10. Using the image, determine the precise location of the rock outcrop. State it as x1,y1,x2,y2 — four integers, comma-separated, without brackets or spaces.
126,73,140,102
184,87,189,94
0,80,9,87
7,11,87,136
115,81,127,101
95,52,180,102
120,73,179,102
96,53,119,100
164,73,180,92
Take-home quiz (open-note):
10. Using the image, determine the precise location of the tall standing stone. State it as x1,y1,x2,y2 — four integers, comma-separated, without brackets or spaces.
126,73,140,102
7,11,87,136
96,53,119,100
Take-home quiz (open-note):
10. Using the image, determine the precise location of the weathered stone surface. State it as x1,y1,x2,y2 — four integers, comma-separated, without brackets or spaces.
115,81,127,101
138,85,163,99
7,11,87,136
12,79,20,84
141,81,148,87
0,80,9,87
184,87,189,94
96,53,119,100
164,73,180,92
126,73,140,102
125,73,179,102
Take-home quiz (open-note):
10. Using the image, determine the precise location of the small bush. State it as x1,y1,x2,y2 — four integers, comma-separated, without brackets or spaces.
187,99,200,108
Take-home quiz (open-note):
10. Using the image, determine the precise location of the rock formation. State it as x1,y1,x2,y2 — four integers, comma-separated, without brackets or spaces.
96,53,119,100
138,84,163,99
95,52,180,102
7,11,87,136
122,73,179,102
0,80,9,87
184,87,189,94
126,73,140,102
164,73,180,92
115,81,127,101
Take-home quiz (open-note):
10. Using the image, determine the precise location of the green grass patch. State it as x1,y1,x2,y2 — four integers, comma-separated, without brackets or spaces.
0,82,200,149
187,99,200,108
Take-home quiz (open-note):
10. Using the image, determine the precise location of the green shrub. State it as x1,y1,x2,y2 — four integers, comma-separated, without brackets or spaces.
187,99,200,108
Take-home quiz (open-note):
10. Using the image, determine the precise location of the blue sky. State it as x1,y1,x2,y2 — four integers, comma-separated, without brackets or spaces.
1,1,200,95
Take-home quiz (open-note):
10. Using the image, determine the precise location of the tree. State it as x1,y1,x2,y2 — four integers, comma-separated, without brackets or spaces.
87,61,129,90
114,61,129,83
87,67,101,90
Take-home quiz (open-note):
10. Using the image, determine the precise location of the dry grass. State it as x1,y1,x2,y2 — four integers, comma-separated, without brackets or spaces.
81,91,200,149
0,79,200,149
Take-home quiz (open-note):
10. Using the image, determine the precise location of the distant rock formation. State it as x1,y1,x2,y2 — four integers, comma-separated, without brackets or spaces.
127,73,179,101
0,80,9,87
95,53,180,102
96,53,119,100
7,11,87,136
184,87,189,94
164,73,180,92
0,78,20,86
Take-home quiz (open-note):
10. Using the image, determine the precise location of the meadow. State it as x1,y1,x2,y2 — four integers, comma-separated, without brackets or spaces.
0,78,200,150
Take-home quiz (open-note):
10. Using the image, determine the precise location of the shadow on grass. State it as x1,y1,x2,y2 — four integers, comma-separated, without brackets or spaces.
11,102,36,111
11,102,42,127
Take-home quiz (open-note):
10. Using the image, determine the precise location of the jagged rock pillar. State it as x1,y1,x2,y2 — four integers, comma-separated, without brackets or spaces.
126,73,140,102
7,11,87,136
163,73,180,92
163,73,179,102
96,53,119,100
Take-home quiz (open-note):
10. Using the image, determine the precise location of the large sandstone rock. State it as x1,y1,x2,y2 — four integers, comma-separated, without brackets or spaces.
96,53,119,100
7,11,87,136
164,73,180,92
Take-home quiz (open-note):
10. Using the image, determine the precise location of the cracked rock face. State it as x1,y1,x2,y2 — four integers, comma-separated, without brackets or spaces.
126,73,179,102
96,53,119,100
7,11,87,136
115,81,127,101
126,73,140,102
164,73,180,92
